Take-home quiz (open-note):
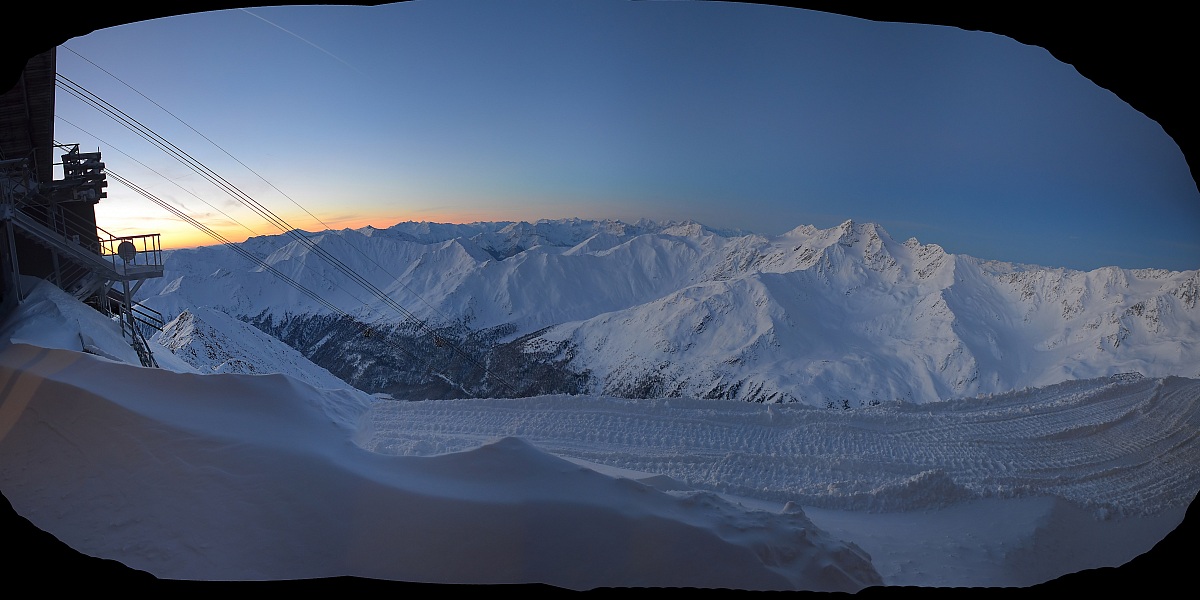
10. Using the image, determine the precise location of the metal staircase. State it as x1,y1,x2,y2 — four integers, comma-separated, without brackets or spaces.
2,150,165,367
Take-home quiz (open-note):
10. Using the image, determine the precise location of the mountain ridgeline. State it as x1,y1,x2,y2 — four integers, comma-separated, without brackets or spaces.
139,219,1200,405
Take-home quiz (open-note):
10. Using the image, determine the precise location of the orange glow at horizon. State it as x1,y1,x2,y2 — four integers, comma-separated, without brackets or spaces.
102,208,519,251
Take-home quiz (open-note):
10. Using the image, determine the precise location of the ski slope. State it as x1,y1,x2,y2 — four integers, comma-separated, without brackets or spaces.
360,377,1199,517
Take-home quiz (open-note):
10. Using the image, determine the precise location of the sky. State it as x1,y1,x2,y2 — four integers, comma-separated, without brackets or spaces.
1,278,1192,589
51,0,1200,271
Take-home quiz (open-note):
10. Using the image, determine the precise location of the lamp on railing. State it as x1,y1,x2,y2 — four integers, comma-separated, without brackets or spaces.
117,239,136,264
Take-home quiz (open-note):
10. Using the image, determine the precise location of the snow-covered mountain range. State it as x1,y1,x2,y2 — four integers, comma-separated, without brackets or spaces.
138,218,1200,405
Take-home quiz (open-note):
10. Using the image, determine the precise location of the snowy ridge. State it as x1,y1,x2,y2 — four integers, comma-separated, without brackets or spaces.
135,218,1200,403
153,306,361,394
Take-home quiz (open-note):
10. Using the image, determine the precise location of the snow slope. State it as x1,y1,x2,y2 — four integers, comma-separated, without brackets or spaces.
135,219,1200,404
1,278,1195,589
0,281,879,591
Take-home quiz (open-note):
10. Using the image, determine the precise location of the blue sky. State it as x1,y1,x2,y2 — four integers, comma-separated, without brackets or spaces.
53,1,1200,271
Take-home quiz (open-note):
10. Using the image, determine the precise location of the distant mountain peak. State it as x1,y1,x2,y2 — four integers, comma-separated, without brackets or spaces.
781,224,819,238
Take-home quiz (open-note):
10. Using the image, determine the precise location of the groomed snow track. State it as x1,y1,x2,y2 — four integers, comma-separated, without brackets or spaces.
360,376,1200,516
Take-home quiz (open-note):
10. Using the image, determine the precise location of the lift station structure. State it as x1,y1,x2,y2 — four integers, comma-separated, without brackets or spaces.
1,48,164,366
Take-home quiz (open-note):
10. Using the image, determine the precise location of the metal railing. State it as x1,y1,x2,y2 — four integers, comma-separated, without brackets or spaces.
3,186,163,279
98,232,163,275
105,285,165,337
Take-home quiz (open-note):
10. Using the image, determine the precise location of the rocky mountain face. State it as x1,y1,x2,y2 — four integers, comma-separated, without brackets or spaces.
136,219,1200,405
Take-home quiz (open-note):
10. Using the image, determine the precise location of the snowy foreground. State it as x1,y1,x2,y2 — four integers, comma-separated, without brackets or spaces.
1,281,1197,591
